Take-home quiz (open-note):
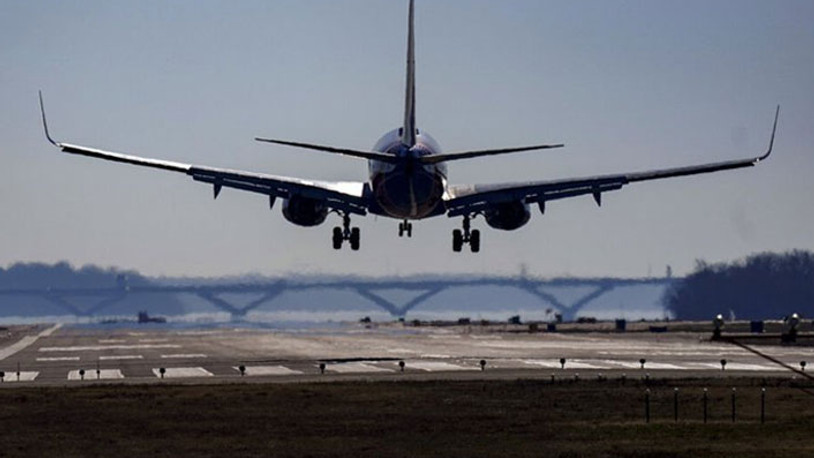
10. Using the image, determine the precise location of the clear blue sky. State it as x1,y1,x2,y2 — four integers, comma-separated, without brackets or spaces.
2,0,812,278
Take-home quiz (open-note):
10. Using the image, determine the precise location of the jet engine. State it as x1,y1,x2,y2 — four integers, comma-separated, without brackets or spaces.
282,196,329,227
484,201,531,231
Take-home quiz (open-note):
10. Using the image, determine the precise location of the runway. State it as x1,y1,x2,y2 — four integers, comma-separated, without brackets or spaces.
1,323,812,386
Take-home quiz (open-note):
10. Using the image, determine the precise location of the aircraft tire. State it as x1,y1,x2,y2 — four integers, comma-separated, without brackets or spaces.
350,227,361,251
452,229,463,252
470,229,480,253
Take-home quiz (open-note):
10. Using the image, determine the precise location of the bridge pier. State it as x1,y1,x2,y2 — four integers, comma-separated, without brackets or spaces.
196,290,285,319
44,293,127,317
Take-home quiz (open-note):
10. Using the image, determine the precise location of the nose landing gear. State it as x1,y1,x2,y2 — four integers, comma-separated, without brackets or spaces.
452,215,480,253
332,213,360,250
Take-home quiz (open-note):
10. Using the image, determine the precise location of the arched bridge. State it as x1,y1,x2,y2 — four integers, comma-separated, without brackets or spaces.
0,276,676,322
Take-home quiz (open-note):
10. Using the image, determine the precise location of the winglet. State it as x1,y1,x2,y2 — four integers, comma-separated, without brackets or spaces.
757,105,780,162
38,91,58,146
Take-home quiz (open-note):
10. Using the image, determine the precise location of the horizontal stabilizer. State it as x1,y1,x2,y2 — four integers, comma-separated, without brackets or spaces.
419,143,564,165
255,137,399,163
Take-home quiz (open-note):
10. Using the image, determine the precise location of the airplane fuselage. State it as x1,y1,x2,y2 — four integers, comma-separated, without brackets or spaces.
368,128,447,219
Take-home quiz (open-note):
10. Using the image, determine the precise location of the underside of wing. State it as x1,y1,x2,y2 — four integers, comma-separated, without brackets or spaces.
446,106,779,218
55,141,369,215
39,92,369,216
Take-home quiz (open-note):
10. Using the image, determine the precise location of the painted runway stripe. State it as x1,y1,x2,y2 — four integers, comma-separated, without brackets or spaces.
0,324,62,360
161,354,207,359
523,359,610,369
234,366,303,376
152,367,213,378
1,371,39,382
39,344,181,352
67,369,124,381
639,362,691,370
139,339,169,343
99,355,143,361
520,359,688,370
37,356,81,362
597,361,647,369
687,362,778,371
326,362,393,374
98,339,127,344
406,361,476,372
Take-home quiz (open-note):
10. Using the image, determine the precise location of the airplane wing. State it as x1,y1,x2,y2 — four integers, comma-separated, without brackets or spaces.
445,106,779,217
40,95,368,216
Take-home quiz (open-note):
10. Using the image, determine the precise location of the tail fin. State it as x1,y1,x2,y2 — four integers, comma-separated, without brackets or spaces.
401,0,416,148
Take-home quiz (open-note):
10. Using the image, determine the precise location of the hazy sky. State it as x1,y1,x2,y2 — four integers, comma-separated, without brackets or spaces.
2,0,813,279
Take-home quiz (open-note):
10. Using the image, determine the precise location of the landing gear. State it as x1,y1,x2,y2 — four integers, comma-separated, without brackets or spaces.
398,220,413,238
332,213,360,251
452,215,481,253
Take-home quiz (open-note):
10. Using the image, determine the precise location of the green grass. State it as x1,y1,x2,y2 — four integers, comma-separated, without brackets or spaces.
0,378,812,457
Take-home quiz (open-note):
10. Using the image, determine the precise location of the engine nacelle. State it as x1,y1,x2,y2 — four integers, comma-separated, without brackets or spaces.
282,196,328,227
484,201,531,231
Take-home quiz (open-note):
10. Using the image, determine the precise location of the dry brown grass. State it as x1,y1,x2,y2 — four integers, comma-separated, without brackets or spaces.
0,377,812,457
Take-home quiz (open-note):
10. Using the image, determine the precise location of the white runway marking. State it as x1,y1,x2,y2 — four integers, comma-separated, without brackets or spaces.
689,362,778,371
67,369,124,380
640,362,690,370
1,371,39,382
139,339,169,343
522,359,689,370
561,360,608,370
152,367,213,378
161,354,207,359
39,324,63,337
39,344,181,352
234,366,303,376
406,361,476,372
598,361,647,369
37,356,81,362
522,360,566,369
0,324,62,360
99,355,143,361
522,359,616,370
98,339,126,344
326,362,393,374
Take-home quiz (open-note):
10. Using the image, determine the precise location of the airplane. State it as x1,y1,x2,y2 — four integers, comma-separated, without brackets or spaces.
39,0,779,253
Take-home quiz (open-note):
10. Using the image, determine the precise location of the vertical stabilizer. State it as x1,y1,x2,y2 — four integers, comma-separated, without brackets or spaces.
401,0,417,148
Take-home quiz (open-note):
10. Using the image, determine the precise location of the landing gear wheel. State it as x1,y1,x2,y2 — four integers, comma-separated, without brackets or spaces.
399,220,413,238
452,229,463,252
350,227,361,251
452,215,482,253
332,212,360,251
470,229,480,253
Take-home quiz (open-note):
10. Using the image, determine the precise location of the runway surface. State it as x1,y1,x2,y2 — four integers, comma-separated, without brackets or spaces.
1,323,813,386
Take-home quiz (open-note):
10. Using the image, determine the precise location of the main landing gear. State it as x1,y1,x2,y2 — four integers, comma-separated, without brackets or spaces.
452,215,480,253
398,219,413,238
332,213,360,250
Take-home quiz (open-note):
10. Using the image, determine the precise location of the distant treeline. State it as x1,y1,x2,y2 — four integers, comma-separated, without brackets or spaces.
0,262,148,289
0,262,189,318
664,251,814,320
